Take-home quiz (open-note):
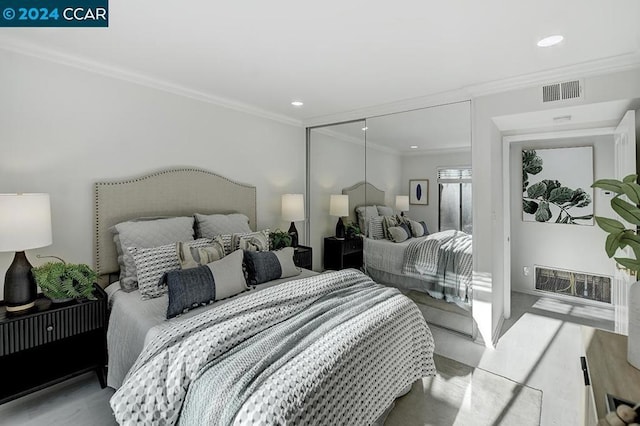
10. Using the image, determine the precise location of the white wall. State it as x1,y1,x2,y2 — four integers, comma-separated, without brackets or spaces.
473,68,640,343
401,149,471,233
0,50,305,295
509,135,616,294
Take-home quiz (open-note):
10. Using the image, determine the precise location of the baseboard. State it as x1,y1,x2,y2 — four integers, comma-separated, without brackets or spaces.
513,288,613,309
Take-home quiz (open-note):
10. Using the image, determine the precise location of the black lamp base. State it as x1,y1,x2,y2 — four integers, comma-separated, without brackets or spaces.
288,222,299,248
4,251,37,313
335,217,345,240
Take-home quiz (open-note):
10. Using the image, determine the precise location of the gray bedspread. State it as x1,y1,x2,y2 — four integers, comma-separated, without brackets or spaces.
110,269,435,425
402,230,473,303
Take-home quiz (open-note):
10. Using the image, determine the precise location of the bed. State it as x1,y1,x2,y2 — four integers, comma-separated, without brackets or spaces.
342,181,475,338
94,167,435,425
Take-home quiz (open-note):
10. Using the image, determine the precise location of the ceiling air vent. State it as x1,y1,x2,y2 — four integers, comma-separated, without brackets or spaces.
542,79,583,103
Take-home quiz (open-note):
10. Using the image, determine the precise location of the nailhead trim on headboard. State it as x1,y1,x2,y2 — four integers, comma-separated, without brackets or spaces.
94,167,257,286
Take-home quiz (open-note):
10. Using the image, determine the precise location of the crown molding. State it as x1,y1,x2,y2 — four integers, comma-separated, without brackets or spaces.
304,92,472,128
466,52,640,98
0,36,303,128
304,52,640,126
313,127,399,155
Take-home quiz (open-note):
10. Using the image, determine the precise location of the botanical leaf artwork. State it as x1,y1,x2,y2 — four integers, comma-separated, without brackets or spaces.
522,148,593,224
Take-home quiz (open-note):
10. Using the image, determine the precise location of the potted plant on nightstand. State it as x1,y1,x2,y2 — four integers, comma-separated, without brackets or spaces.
591,174,640,370
269,229,293,250
32,258,97,303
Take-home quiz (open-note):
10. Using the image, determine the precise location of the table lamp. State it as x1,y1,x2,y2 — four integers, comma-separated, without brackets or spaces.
0,193,52,312
282,193,305,247
330,194,349,240
396,195,409,217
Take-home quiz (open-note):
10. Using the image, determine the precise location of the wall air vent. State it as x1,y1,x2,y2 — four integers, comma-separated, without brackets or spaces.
542,79,583,103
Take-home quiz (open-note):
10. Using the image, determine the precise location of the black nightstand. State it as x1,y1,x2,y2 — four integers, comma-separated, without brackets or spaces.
324,237,363,270
293,245,313,270
0,284,107,404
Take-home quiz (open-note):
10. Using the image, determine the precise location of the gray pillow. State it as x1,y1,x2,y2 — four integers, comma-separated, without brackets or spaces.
231,229,270,253
408,219,425,237
110,216,195,291
194,213,251,239
164,249,247,318
388,225,410,243
376,205,394,217
243,247,301,285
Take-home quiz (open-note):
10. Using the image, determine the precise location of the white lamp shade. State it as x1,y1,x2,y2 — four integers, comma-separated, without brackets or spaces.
0,193,52,252
395,195,409,212
282,194,305,222
329,194,349,217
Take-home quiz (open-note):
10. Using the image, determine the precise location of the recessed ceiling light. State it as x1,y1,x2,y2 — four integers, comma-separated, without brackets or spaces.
362,127,368,131
410,145,418,149
537,35,564,48
291,101,304,107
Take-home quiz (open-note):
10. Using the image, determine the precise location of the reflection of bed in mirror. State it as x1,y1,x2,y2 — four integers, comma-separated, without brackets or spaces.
342,181,475,338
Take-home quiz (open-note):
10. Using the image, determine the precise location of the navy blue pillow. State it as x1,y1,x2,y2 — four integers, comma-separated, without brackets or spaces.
244,251,282,285
399,222,412,239
419,221,430,236
163,266,215,319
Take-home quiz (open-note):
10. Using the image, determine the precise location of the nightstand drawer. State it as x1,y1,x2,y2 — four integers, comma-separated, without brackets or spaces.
0,299,106,356
343,238,363,255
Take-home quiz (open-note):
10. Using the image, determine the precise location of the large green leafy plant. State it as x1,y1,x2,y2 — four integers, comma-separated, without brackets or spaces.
32,261,97,301
591,174,640,275
522,149,593,224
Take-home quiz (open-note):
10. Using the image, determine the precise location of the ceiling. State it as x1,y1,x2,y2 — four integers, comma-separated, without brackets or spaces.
1,0,639,124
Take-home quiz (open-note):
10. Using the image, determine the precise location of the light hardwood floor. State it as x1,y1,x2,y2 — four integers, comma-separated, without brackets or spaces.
0,291,614,426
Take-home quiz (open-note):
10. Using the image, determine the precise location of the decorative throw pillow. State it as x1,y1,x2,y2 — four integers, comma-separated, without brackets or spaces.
232,229,270,252
163,249,247,318
177,235,226,269
355,205,379,238
399,222,412,240
376,205,394,217
420,220,430,236
194,213,252,239
368,216,385,240
408,219,425,237
382,215,399,240
243,247,301,285
131,238,212,300
388,226,410,243
110,216,195,292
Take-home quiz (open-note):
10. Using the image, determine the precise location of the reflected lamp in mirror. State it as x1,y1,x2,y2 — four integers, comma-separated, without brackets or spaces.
282,194,304,247
0,193,53,313
329,194,349,240
396,195,409,217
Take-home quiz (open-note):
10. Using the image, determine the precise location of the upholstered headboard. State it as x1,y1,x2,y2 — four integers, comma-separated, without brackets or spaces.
94,167,257,286
341,181,386,225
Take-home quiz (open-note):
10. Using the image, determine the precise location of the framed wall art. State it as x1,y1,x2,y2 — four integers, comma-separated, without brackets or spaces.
522,146,594,225
409,179,429,205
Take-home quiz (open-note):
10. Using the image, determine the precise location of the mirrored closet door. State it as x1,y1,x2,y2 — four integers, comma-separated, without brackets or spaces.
307,120,366,271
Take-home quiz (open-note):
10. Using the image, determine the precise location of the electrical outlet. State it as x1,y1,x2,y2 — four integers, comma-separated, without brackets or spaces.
523,266,530,276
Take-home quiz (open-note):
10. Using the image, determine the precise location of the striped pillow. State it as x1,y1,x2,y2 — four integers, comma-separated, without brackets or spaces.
368,216,385,240
177,235,226,269
231,229,270,252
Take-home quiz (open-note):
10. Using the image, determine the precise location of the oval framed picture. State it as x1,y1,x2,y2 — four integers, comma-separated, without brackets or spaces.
409,179,429,205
